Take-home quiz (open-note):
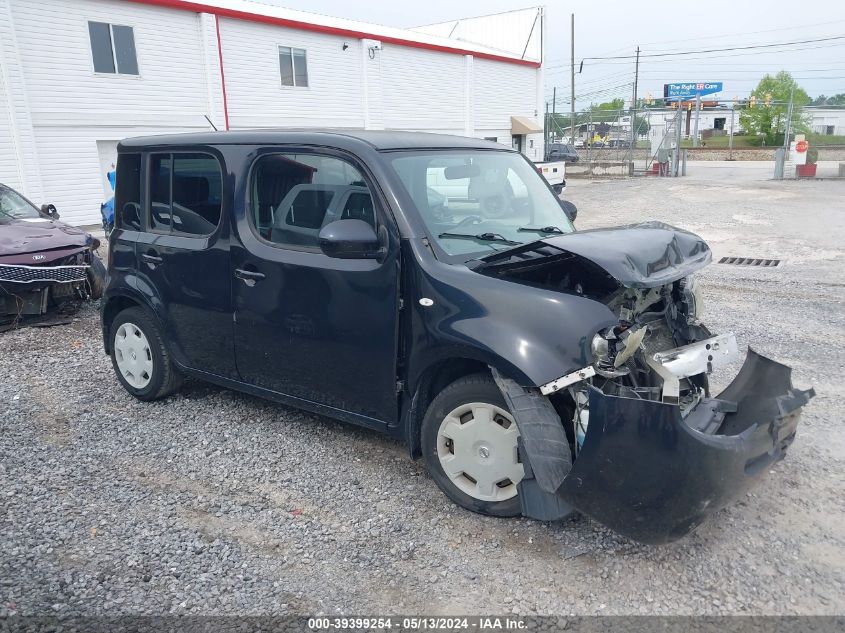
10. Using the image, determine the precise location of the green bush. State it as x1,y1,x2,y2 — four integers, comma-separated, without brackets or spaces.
806,148,819,164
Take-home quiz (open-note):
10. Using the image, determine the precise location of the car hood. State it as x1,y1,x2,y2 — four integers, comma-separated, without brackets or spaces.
0,218,91,259
477,221,712,289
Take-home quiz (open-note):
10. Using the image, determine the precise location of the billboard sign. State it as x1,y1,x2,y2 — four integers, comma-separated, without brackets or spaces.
664,82,723,100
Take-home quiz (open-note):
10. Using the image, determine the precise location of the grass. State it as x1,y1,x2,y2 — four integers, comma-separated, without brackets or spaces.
679,134,845,149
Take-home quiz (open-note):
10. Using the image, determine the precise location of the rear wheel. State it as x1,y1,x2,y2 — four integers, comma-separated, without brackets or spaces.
109,307,182,401
422,374,524,517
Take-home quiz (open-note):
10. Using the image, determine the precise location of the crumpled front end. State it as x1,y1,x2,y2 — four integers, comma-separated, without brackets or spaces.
0,248,98,323
501,349,814,544
483,222,814,542
555,349,814,543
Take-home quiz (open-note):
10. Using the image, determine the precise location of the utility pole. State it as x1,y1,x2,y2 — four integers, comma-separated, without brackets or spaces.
783,84,795,152
544,100,549,155
692,92,701,147
570,13,576,145
552,86,557,143
630,46,639,150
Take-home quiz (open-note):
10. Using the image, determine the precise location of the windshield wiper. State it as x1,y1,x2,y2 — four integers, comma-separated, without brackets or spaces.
517,225,564,234
438,232,522,246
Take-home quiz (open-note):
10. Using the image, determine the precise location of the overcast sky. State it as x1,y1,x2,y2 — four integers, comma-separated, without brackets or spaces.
259,0,845,107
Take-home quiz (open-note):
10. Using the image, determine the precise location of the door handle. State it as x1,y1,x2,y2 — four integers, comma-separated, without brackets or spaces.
234,268,266,283
141,252,163,265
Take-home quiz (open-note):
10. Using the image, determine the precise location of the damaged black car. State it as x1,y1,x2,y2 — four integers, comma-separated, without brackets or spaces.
1,183,106,329
101,131,814,544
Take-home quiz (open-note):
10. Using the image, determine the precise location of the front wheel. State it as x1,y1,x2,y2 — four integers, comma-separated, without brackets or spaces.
109,307,182,401
87,254,106,300
422,374,524,517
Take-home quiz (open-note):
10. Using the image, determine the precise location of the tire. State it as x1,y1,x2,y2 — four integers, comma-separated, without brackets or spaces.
87,254,106,300
422,373,523,518
109,307,182,401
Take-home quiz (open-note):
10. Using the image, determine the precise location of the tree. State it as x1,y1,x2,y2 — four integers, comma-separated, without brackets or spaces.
812,93,845,106
740,71,811,144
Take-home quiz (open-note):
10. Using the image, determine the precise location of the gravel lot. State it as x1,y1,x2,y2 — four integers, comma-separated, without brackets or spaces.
1,171,843,617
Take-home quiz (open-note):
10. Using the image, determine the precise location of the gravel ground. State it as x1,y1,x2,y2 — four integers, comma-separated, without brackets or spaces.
1,172,843,617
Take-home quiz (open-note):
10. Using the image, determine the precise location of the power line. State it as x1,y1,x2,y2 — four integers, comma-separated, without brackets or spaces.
544,18,845,65
547,41,845,68
641,20,845,51
581,35,845,61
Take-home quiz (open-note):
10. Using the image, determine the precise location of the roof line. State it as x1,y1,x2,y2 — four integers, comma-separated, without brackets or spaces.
125,0,541,68
412,5,540,29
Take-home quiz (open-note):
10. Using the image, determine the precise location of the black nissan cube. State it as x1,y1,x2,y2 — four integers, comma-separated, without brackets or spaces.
102,130,813,544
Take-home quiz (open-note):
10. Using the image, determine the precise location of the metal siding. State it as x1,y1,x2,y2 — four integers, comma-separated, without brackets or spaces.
412,8,542,62
219,17,365,129
473,58,540,131
3,0,544,226
381,47,465,132
10,0,214,225
0,48,22,191
0,0,42,200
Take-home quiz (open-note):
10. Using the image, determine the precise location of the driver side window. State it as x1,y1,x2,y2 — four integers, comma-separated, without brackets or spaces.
250,153,376,250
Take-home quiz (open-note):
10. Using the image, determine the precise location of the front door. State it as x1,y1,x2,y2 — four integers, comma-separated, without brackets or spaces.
231,150,400,426
136,150,236,378
512,135,524,153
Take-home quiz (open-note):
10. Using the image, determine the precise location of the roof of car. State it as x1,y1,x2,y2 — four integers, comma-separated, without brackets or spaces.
118,130,514,152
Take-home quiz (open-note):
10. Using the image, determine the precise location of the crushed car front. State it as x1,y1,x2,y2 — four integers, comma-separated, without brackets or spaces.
0,183,105,325
386,146,814,543
474,222,814,543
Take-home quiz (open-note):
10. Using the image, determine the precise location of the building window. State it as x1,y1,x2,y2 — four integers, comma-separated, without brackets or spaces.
88,21,139,75
279,46,308,87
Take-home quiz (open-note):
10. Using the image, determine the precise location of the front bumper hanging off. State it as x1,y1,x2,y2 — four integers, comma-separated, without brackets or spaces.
497,349,815,544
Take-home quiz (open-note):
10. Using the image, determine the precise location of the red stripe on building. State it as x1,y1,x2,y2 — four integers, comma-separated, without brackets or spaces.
126,0,541,68
214,14,229,130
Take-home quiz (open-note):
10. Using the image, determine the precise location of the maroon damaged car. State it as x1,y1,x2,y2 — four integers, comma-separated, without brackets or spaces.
0,183,106,325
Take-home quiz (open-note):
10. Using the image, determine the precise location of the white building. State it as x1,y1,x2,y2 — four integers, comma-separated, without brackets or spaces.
807,107,845,136
0,0,545,226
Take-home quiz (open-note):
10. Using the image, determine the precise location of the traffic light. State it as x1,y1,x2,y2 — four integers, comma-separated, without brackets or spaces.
749,95,757,108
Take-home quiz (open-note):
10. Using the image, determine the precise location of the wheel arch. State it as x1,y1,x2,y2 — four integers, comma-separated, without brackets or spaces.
404,353,526,459
101,290,161,354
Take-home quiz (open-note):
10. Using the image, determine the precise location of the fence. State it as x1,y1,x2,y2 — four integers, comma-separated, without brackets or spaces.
546,103,845,179
544,107,644,177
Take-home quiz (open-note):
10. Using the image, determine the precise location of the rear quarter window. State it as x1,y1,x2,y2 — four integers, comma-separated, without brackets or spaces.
147,153,223,237
115,153,142,230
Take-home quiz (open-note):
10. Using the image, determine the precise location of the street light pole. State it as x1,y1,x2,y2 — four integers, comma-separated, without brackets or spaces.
630,46,639,150
728,105,735,160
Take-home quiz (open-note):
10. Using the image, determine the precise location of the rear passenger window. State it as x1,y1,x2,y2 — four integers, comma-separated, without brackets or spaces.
147,153,222,236
250,153,375,249
115,153,141,230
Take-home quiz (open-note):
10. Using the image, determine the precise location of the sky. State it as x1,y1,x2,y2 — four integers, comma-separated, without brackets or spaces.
257,0,845,108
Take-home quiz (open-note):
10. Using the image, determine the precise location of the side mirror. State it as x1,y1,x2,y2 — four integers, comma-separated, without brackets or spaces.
41,203,59,219
559,199,577,223
318,219,383,259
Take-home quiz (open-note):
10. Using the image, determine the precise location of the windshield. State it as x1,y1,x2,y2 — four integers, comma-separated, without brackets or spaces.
0,186,40,222
390,151,574,260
